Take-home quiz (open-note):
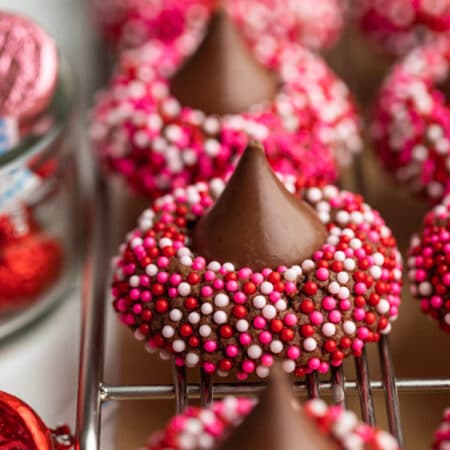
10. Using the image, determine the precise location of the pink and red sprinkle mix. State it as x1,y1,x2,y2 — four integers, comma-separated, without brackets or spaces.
355,0,450,56
372,37,450,203
144,397,399,450
90,39,361,199
111,176,402,379
91,0,215,51
92,0,344,52
433,408,450,449
408,195,450,333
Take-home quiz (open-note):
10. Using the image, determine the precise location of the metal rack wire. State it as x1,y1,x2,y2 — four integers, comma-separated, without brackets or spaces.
75,176,450,450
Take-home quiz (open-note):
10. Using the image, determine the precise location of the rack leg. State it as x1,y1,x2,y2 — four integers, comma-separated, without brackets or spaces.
355,349,376,426
75,178,109,450
200,370,213,406
331,365,346,407
378,336,404,448
172,360,187,414
306,372,320,399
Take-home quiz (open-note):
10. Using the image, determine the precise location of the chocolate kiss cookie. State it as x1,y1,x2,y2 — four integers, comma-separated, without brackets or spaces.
215,366,338,450
112,141,402,379
90,17,361,199
144,368,399,450
170,9,278,115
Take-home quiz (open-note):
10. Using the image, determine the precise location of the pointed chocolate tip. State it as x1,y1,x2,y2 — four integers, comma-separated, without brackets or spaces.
242,139,270,159
193,142,327,271
262,364,297,411
215,364,339,450
170,9,278,115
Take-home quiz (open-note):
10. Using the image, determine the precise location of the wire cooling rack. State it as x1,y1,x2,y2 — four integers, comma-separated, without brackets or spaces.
74,176,450,450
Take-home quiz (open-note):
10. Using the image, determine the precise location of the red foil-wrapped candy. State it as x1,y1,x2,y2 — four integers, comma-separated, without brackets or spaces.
0,391,73,450
0,209,63,314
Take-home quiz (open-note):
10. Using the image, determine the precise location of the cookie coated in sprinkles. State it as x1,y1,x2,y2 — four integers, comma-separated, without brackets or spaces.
111,176,402,379
142,397,399,450
355,0,450,56
92,0,215,50
409,194,450,333
373,37,450,203
90,39,360,199
93,0,344,52
227,0,344,51
433,408,450,449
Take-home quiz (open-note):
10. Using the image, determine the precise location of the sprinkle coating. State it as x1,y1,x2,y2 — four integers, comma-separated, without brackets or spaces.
92,0,214,51
93,0,344,51
111,176,402,379
227,0,344,51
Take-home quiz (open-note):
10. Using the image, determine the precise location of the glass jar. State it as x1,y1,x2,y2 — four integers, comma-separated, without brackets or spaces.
0,56,78,339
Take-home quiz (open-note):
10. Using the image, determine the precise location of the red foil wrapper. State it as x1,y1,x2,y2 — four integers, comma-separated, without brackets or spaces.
0,209,63,313
0,391,73,450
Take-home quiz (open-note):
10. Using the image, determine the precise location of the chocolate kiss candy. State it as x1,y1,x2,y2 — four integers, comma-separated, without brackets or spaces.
170,9,278,115
193,141,327,270
215,366,339,450
0,12,58,122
